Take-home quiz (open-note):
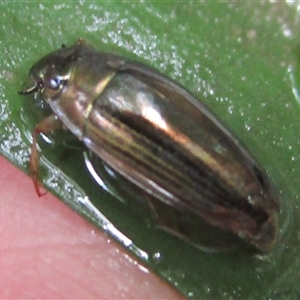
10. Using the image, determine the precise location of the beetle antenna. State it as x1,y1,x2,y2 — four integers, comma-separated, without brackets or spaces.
17,84,39,95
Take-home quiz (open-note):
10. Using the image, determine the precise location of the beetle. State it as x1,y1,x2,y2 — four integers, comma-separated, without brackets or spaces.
18,39,279,253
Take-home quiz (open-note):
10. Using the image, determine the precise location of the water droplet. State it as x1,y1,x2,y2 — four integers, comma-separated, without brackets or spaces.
245,124,251,131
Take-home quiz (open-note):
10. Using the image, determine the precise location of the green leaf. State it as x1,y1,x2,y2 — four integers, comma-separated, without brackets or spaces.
1,2,300,299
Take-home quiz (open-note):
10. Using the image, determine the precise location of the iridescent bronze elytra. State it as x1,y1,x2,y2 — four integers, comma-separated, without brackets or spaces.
19,40,279,253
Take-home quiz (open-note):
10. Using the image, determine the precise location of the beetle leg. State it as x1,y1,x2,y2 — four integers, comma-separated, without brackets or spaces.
31,114,63,197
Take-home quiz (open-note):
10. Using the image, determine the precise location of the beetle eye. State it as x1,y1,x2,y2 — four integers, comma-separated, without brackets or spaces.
45,76,61,90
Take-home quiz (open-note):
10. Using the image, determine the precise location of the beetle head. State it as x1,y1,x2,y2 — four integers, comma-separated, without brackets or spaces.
18,45,77,100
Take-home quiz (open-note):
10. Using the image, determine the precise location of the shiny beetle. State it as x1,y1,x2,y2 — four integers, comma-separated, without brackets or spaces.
19,39,279,253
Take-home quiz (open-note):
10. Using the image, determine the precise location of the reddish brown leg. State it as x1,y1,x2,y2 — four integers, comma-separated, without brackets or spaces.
30,115,63,197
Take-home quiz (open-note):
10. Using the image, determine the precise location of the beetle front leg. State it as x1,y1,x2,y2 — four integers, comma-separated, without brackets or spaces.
31,114,63,197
